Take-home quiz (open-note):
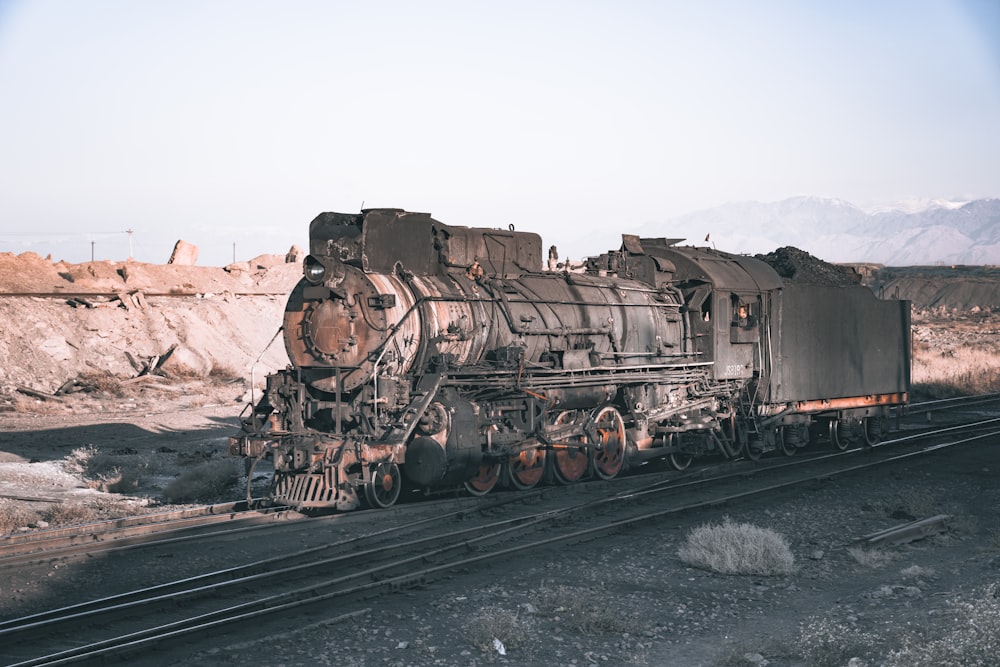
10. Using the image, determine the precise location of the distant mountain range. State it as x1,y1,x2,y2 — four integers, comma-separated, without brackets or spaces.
632,197,1000,266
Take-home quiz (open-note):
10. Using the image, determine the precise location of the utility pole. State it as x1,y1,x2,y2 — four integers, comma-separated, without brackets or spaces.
233,242,236,264
91,241,95,262
126,228,134,260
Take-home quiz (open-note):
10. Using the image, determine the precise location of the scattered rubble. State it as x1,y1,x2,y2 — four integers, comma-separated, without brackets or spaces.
167,239,199,266
0,250,302,397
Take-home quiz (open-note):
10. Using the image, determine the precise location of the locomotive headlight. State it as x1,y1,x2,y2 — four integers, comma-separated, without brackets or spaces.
304,255,327,284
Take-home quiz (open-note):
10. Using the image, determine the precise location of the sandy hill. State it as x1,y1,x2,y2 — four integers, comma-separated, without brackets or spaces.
0,251,303,400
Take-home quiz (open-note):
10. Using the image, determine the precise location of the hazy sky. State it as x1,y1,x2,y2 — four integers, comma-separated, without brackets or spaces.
1,0,998,265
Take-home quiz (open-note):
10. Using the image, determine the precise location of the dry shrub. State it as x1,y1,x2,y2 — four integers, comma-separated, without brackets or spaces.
65,445,147,493
76,370,123,396
0,500,36,535
885,584,1000,666
537,584,640,634
910,343,1000,399
677,517,796,576
989,527,1000,550
464,605,529,654
847,545,896,568
11,394,66,414
862,489,937,521
44,502,99,527
162,459,241,503
208,365,245,383
90,496,150,518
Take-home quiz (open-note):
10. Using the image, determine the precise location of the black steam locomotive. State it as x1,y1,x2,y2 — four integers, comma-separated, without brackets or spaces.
230,209,910,510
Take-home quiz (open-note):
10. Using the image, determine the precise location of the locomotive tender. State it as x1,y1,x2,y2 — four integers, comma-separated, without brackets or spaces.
231,209,910,510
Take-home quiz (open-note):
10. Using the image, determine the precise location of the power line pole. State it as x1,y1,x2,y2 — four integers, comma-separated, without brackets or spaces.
126,228,134,260
91,241,95,262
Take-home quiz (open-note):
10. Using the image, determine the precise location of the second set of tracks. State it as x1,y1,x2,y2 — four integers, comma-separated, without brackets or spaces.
1,406,998,666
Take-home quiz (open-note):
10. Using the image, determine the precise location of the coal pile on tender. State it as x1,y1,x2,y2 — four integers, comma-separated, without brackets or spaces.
756,246,860,286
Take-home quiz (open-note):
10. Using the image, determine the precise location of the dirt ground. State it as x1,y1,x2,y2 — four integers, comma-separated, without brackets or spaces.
2,250,1000,665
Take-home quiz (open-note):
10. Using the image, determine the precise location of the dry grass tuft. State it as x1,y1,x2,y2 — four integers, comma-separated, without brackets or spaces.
66,445,148,493
0,500,36,535
208,365,245,383
77,370,124,396
536,584,640,634
910,338,1000,399
162,459,242,503
464,605,530,654
862,489,937,521
44,502,100,527
677,517,796,576
847,545,896,568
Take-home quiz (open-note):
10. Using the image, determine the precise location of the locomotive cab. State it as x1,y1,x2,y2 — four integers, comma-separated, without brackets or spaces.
590,237,783,384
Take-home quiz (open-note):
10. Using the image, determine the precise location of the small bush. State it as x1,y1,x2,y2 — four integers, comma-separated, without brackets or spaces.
65,445,147,493
44,502,99,527
989,527,1000,550
162,459,241,503
0,500,35,535
863,489,937,521
884,584,1000,666
464,605,529,654
76,370,123,396
208,365,245,383
847,546,896,568
677,517,796,576
537,584,640,634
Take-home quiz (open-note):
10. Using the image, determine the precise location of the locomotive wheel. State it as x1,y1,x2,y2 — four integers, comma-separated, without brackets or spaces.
669,453,693,470
551,411,589,484
864,416,886,446
838,418,865,450
744,437,764,461
591,406,626,480
506,447,548,490
780,423,809,456
829,419,848,451
464,461,502,496
364,461,402,508
778,426,796,457
720,413,748,459
667,434,693,471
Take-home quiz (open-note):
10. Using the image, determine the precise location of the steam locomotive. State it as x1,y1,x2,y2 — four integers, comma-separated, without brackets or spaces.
230,209,910,510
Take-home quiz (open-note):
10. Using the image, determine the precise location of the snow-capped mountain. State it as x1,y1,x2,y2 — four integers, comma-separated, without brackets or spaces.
632,197,1000,265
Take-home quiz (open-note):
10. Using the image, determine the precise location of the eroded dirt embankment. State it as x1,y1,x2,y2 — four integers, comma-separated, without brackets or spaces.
0,252,301,400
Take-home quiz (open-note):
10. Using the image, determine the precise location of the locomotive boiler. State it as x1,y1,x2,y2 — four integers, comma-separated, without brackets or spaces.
231,208,910,510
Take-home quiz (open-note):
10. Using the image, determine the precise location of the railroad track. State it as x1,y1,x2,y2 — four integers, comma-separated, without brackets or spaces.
0,390,993,568
0,501,300,565
2,414,997,667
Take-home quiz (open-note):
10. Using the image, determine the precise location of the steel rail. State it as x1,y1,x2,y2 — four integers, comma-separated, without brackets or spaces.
4,417,997,666
0,503,294,564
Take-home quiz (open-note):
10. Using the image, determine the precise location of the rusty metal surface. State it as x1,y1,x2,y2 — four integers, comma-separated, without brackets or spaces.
235,209,914,509
787,392,909,414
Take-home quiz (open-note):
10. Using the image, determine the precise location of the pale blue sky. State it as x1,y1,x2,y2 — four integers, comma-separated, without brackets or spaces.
1,0,998,265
